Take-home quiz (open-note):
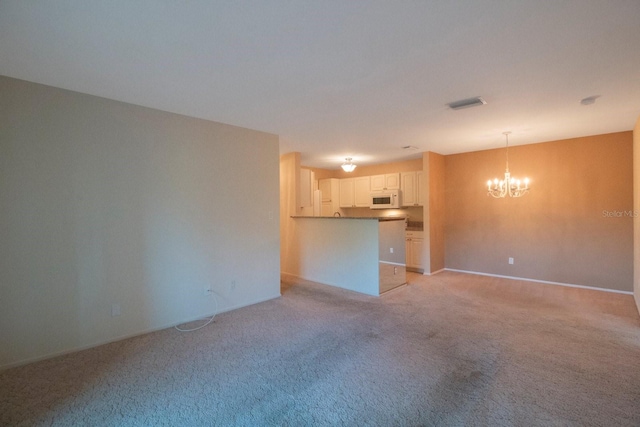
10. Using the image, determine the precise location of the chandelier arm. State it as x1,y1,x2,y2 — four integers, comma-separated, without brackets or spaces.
486,132,529,198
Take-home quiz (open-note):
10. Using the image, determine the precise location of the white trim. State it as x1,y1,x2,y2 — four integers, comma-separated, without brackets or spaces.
281,273,382,298
379,260,406,266
423,268,445,276
380,282,408,295
444,268,633,295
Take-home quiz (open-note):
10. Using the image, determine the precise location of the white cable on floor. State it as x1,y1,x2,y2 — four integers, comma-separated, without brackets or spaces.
174,290,219,332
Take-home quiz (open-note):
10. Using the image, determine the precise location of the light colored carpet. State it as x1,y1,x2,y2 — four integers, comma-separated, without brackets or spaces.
1,271,639,426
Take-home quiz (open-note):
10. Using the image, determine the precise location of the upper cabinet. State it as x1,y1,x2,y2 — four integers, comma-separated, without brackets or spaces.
354,177,371,206
401,171,424,207
335,171,422,209
319,178,341,216
299,168,315,215
318,178,334,203
339,178,354,208
340,176,371,208
370,173,400,191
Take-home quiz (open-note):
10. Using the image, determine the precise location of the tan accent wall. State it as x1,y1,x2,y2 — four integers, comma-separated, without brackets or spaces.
445,132,633,292
280,152,300,275
308,167,336,180
421,154,430,273
633,117,640,312
428,153,446,273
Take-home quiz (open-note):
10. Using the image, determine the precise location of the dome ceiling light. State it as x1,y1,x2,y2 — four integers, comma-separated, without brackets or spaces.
341,157,357,172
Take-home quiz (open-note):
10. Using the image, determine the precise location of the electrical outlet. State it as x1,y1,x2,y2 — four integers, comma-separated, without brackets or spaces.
230,280,236,291
508,257,514,265
390,247,394,253
111,303,121,317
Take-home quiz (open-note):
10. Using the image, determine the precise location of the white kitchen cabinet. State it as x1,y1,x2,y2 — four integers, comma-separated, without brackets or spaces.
299,168,315,216
401,171,424,207
318,178,332,202
339,178,354,208
370,173,400,191
319,178,342,216
406,230,424,272
340,176,371,208
354,177,371,206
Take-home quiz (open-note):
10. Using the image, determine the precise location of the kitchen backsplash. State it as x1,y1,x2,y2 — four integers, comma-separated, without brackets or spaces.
406,221,424,231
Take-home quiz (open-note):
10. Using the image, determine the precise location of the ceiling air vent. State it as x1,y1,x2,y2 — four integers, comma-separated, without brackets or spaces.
448,96,486,110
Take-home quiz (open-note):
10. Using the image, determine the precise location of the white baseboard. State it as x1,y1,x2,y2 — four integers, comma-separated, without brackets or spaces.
444,268,633,295
379,261,406,266
0,293,281,372
423,268,445,276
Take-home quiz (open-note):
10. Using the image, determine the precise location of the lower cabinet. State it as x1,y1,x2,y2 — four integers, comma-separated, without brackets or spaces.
406,231,424,272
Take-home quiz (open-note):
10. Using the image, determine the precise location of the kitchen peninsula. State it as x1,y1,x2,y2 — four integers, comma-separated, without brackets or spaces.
289,216,406,296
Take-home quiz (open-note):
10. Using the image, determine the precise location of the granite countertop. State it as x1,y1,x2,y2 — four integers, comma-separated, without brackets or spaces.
291,216,406,222
292,216,423,229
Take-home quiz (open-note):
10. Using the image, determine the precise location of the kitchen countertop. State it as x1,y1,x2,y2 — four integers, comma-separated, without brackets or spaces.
291,216,406,222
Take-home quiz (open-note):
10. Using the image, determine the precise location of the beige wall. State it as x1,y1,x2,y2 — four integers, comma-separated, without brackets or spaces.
634,117,640,311
445,132,633,292
0,76,281,368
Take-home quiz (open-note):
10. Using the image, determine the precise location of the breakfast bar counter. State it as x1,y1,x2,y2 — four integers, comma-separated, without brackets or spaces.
288,216,406,296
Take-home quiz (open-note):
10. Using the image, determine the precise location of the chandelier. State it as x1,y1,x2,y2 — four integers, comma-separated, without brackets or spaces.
487,132,530,198
341,157,357,172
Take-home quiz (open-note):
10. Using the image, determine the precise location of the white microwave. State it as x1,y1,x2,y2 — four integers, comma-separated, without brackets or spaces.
370,190,401,209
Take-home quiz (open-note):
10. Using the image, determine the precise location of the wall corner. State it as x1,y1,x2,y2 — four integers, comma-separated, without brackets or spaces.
634,117,640,315
421,151,446,274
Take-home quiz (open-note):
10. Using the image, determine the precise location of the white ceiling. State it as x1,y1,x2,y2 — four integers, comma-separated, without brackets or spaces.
1,1,639,169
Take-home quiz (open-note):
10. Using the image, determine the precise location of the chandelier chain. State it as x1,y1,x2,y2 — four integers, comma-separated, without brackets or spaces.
486,132,530,198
